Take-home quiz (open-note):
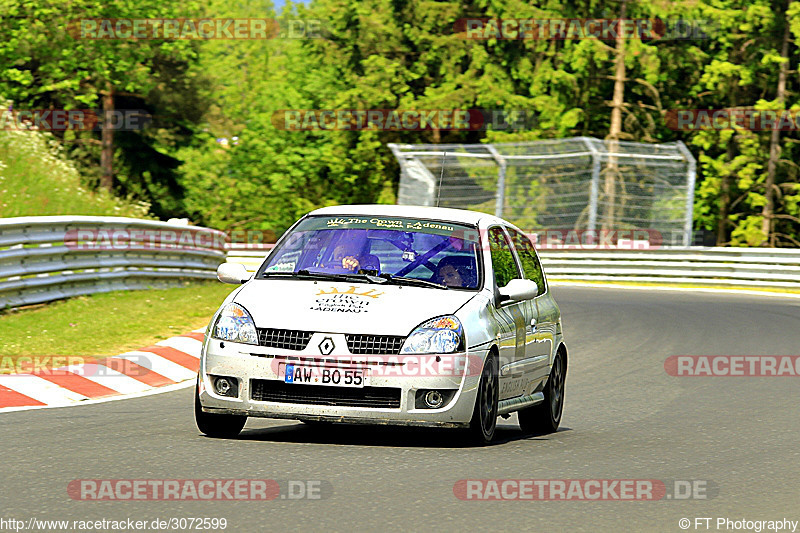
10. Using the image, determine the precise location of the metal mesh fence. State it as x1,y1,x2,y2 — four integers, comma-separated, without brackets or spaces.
389,137,696,246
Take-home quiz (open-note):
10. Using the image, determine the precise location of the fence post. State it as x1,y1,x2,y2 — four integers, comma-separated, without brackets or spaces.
581,137,601,232
486,145,507,218
676,141,697,247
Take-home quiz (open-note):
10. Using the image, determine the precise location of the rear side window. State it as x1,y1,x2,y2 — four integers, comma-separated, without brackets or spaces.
487,227,521,288
510,229,546,295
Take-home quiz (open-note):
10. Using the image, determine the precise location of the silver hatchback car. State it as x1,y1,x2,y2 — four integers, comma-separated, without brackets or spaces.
196,205,567,443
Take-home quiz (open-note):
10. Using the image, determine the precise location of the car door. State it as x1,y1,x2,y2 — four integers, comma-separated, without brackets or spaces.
508,229,555,386
486,226,528,400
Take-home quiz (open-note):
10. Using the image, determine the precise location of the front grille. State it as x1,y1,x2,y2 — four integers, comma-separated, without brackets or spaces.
345,334,406,355
250,379,401,409
257,328,312,350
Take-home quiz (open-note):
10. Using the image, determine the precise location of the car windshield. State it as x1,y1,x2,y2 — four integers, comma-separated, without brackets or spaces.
257,215,482,290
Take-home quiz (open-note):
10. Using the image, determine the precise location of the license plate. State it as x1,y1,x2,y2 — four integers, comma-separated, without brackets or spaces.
281,364,366,388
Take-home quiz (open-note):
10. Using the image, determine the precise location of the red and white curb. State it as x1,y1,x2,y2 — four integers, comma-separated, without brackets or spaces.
0,329,205,413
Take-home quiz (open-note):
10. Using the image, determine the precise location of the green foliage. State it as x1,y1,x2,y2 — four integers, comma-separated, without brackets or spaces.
1,0,799,246
0,0,206,218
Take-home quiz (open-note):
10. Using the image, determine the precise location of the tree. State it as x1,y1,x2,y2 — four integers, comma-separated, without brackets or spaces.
0,0,205,217
761,1,795,246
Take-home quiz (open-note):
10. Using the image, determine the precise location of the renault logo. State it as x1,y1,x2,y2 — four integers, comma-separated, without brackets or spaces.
318,337,335,355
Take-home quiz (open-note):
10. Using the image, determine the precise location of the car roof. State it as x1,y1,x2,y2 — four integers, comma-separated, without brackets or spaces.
308,204,516,229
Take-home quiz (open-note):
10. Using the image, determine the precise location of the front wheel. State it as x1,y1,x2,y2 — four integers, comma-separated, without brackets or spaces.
469,352,499,445
518,349,566,436
194,385,247,438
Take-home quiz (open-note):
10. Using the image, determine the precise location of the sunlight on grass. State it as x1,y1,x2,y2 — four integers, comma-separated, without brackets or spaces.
0,281,235,361
0,125,150,218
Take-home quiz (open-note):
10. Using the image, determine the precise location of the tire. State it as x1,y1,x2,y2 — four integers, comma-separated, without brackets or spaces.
469,352,499,444
194,384,247,438
518,349,566,436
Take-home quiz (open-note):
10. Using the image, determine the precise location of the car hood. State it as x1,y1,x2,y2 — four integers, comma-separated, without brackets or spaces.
233,279,477,336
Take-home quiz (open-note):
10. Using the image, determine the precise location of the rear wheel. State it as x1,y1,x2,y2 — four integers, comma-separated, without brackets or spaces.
469,352,499,444
194,383,247,438
518,349,566,436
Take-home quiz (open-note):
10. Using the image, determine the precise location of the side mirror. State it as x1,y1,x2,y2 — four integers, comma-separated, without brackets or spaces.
217,262,251,284
498,278,539,303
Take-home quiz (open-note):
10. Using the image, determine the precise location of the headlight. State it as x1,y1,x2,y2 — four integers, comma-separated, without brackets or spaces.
401,316,464,354
211,303,258,345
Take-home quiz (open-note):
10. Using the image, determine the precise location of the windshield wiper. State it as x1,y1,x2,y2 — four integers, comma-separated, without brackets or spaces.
261,270,338,281
379,274,449,290
261,270,445,289
261,270,387,284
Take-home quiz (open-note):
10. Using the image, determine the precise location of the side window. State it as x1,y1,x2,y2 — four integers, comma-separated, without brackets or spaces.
488,227,521,288
510,230,546,295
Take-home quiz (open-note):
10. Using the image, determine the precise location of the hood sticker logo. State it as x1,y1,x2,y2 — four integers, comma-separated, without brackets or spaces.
310,286,383,313
315,286,384,298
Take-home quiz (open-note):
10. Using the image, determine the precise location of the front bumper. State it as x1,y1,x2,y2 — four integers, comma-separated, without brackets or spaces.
198,335,486,428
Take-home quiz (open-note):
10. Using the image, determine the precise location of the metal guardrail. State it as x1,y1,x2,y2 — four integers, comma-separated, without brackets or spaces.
538,247,800,289
224,243,274,273
0,216,227,309
4,214,793,309
225,244,800,290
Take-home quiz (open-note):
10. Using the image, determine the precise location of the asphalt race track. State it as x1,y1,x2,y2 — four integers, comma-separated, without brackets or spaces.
2,286,798,532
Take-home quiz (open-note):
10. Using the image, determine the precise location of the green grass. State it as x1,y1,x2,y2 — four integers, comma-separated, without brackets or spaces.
0,127,150,218
0,281,235,366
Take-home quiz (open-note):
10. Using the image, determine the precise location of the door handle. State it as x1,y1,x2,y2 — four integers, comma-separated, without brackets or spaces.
530,318,537,332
